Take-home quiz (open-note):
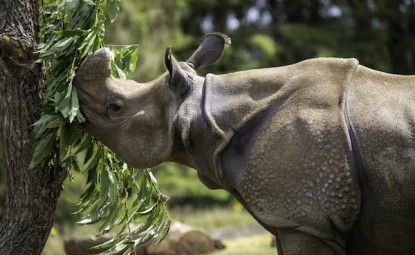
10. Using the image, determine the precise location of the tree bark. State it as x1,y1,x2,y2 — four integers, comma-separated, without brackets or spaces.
0,0,67,254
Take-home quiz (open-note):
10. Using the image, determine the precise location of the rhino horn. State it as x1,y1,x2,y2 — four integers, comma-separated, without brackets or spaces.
77,48,113,80
186,32,231,70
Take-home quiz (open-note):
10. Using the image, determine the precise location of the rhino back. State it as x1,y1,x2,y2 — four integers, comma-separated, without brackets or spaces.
346,66,415,254
219,58,362,252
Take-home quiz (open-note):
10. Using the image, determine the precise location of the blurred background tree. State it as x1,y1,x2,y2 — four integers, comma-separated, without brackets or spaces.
104,0,415,82
2,0,414,234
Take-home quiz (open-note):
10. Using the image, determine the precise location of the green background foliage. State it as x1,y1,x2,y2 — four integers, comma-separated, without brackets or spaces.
104,0,414,82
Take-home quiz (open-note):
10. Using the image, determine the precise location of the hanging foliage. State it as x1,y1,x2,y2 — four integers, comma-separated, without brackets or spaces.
32,0,170,253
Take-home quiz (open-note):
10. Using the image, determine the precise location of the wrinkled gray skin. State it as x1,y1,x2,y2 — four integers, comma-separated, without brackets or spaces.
74,33,415,255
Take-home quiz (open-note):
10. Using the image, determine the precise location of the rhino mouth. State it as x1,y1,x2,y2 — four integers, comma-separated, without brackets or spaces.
78,105,92,124
75,87,99,125
77,101,93,124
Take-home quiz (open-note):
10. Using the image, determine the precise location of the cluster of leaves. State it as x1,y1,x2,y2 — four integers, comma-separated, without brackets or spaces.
32,0,170,253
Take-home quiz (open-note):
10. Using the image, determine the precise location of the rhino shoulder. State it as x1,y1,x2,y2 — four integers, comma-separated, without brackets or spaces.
296,57,359,72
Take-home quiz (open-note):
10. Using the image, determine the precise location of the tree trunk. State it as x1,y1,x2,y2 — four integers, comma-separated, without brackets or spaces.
0,0,67,254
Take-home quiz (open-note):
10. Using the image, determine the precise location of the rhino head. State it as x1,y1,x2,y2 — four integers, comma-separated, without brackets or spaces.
73,33,230,168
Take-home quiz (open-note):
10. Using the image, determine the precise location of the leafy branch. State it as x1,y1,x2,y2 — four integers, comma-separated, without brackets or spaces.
32,0,170,253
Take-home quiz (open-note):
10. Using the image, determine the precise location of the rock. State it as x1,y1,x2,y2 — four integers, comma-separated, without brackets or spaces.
176,230,217,255
64,235,115,255
144,221,225,255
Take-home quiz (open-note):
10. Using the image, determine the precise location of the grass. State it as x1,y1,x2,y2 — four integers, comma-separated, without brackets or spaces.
208,233,276,255
169,206,257,230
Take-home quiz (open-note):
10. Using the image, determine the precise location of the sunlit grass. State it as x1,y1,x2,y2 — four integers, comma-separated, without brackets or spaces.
208,233,277,255
169,206,257,230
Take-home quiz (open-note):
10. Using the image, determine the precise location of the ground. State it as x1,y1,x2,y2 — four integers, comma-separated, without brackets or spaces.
43,207,276,255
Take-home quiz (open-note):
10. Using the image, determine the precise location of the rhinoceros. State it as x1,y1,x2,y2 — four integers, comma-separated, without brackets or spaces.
74,33,415,255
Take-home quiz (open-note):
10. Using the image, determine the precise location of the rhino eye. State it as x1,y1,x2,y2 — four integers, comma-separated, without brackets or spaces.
108,102,122,114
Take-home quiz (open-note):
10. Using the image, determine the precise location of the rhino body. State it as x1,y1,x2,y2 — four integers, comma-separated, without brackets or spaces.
74,33,415,255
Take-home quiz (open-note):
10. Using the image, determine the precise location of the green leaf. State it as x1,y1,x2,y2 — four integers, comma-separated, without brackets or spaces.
129,205,162,236
64,0,81,13
110,47,139,76
91,236,121,251
128,47,139,73
97,204,123,235
78,29,97,57
77,144,100,172
68,84,80,122
111,61,126,79
98,242,129,255
106,0,121,23
76,181,98,209
55,84,73,118
58,124,70,163
53,36,76,48
84,0,96,6
70,133,92,155
29,130,56,169
33,114,56,139
138,212,170,246
45,115,65,129
54,28,87,37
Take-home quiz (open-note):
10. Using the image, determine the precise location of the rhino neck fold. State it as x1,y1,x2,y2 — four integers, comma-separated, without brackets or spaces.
173,74,229,189
177,70,292,190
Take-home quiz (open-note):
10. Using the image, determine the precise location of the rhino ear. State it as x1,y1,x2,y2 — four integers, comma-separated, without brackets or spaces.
165,47,189,95
186,33,231,70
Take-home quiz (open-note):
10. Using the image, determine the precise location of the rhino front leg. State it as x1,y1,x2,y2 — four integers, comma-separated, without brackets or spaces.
276,229,340,255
